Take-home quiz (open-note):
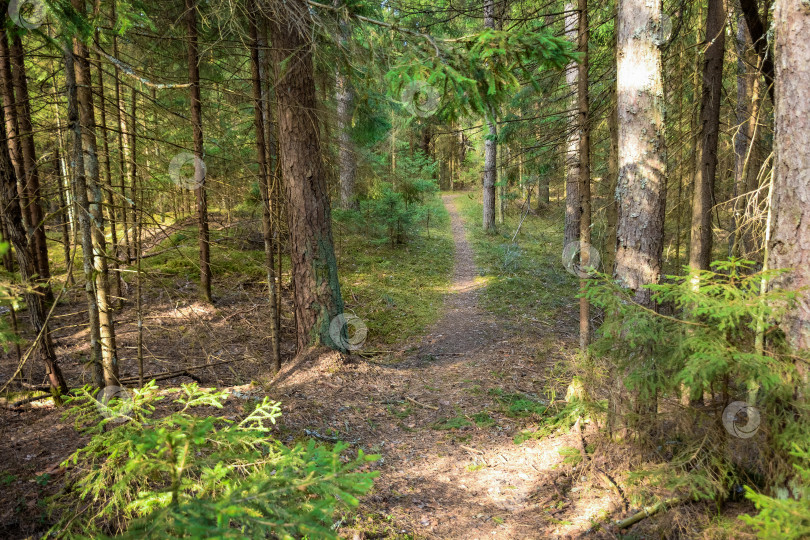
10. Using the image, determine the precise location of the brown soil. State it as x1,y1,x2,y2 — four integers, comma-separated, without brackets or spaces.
0,196,748,539
271,195,619,538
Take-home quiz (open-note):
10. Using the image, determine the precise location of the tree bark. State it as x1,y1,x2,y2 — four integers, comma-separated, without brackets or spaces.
614,0,667,309
769,0,810,354
564,2,581,249
482,0,497,233
739,0,775,102
185,0,212,303
71,0,120,387
248,0,281,371
10,35,50,288
0,26,28,231
335,5,356,209
66,45,104,388
0,100,67,395
689,0,726,272
93,36,122,304
577,0,591,351
267,0,346,353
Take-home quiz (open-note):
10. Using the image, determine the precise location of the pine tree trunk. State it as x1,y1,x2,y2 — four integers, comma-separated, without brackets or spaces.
689,0,726,272
482,0,497,233
613,0,668,433
185,0,213,303
769,0,810,354
93,38,122,305
71,0,119,386
614,0,667,309
0,102,67,395
65,46,104,388
577,0,591,351
564,2,581,249
267,0,346,353
10,35,50,289
112,3,132,264
248,0,281,370
0,27,29,231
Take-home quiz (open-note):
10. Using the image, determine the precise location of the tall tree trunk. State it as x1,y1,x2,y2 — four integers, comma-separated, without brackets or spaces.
0,101,67,395
0,26,28,231
615,0,667,308
482,0,497,232
267,0,346,352
185,0,212,303
72,0,119,386
739,0,775,102
732,10,764,260
605,88,619,272
65,46,104,388
689,0,726,272
248,0,281,371
577,0,591,351
112,3,132,264
613,0,668,433
335,4,356,209
93,37,122,305
10,35,50,288
769,0,810,355
564,2,581,249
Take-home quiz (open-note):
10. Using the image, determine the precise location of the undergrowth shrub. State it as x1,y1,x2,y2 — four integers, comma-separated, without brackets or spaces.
334,151,439,246
583,259,810,535
51,382,378,538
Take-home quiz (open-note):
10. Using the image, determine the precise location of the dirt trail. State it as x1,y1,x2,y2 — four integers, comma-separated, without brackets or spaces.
276,194,611,538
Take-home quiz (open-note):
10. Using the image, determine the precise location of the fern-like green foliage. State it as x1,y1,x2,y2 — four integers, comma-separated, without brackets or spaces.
52,382,378,538
386,24,577,121
585,259,810,530
742,444,810,539
585,259,799,409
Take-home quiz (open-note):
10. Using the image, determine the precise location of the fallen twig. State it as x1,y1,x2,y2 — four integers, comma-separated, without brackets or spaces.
405,396,439,410
615,497,686,529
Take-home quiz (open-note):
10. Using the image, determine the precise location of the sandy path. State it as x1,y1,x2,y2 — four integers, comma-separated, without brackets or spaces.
276,194,611,538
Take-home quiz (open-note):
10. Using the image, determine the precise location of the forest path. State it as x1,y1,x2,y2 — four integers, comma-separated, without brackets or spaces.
276,194,609,538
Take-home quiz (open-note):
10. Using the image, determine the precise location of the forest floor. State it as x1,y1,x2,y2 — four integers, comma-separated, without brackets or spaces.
0,193,753,539
271,193,616,538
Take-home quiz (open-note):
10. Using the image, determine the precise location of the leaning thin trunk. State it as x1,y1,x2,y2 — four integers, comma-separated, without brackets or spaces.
0,102,67,395
10,35,50,288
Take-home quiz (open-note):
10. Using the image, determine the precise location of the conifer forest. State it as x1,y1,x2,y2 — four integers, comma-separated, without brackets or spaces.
1,0,810,537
